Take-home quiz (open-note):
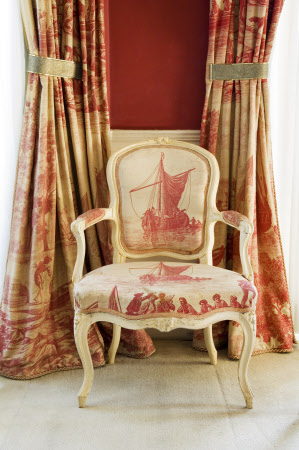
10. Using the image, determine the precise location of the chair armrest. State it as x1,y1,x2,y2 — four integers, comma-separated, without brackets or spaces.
211,210,254,282
72,208,113,232
220,211,252,231
71,208,113,283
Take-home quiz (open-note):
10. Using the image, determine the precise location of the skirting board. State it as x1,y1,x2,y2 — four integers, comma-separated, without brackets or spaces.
111,129,201,154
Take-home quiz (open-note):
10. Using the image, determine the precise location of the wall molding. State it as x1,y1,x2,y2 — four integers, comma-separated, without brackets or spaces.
111,129,201,154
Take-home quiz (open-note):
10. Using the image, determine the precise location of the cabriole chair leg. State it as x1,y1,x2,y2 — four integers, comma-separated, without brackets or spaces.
108,323,121,364
204,325,217,365
238,312,256,409
74,313,94,408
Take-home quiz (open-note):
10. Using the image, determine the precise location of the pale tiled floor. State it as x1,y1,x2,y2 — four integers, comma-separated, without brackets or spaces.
0,340,298,450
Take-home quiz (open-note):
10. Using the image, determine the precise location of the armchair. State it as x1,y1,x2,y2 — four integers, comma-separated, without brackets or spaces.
71,138,257,408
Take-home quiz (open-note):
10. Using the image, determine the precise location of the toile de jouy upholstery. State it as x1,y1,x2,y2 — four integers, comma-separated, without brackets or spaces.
71,138,257,409
74,262,256,318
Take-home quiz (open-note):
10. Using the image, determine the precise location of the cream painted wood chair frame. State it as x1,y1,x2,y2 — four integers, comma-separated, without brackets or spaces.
71,138,257,409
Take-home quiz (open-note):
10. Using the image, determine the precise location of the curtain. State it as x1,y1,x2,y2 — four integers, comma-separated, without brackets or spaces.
270,0,299,336
193,0,294,357
0,0,154,380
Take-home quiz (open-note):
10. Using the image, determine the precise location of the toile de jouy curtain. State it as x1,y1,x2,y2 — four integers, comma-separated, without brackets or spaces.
193,0,294,357
0,0,154,380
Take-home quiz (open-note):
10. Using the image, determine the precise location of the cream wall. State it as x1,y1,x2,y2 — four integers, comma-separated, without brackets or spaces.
269,0,299,335
0,3,25,293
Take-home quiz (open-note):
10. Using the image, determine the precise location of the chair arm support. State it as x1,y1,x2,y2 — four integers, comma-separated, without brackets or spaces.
72,208,114,231
211,210,254,282
220,211,252,231
71,208,114,283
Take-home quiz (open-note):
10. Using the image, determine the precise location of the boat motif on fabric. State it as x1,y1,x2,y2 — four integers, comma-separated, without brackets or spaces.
129,152,202,244
129,262,211,285
108,286,122,312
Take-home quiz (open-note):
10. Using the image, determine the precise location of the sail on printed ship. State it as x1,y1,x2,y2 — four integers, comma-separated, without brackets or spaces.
129,153,202,234
129,262,211,285
108,286,122,312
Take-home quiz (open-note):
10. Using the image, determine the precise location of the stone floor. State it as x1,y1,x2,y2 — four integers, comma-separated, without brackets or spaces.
0,340,298,450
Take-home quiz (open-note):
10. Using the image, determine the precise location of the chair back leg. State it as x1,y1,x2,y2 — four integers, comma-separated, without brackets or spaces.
204,325,217,365
108,324,121,364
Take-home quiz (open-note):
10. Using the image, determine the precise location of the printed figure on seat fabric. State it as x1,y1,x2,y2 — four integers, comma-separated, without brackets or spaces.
238,279,257,307
213,294,228,308
177,297,198,315
126,293,151,315
139,294,159,315
199,299,214,314
156,293,175,313
230,295,242,308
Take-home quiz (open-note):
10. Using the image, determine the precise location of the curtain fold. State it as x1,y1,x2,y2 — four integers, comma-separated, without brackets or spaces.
193,0,294,357
0,0,154,380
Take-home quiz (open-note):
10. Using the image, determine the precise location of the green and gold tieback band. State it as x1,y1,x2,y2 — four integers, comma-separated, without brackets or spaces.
210,63,268,81
26,53,83,80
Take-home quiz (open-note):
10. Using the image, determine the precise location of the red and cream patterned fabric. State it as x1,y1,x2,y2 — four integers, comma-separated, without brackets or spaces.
116,146,211,255
0,0,154,380
74,262,257,318
195,0,294,357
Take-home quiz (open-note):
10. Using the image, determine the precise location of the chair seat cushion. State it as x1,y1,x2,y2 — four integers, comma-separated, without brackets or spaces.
74,262,256,319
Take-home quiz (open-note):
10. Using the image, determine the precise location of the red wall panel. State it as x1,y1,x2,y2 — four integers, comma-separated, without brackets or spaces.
108,0,209,130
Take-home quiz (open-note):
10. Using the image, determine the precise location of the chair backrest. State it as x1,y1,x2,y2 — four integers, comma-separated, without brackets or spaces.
107,138,219,261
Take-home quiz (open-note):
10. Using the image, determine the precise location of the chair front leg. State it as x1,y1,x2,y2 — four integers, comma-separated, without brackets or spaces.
108,324,121,364
204,325,217,365
238,311,256,409
74,312,93,408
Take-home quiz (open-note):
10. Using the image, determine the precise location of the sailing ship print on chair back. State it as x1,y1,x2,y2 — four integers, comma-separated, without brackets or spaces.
108,138,219,259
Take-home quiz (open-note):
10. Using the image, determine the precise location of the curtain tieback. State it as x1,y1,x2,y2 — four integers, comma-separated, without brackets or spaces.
26,53,83,80
210,63,268,81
